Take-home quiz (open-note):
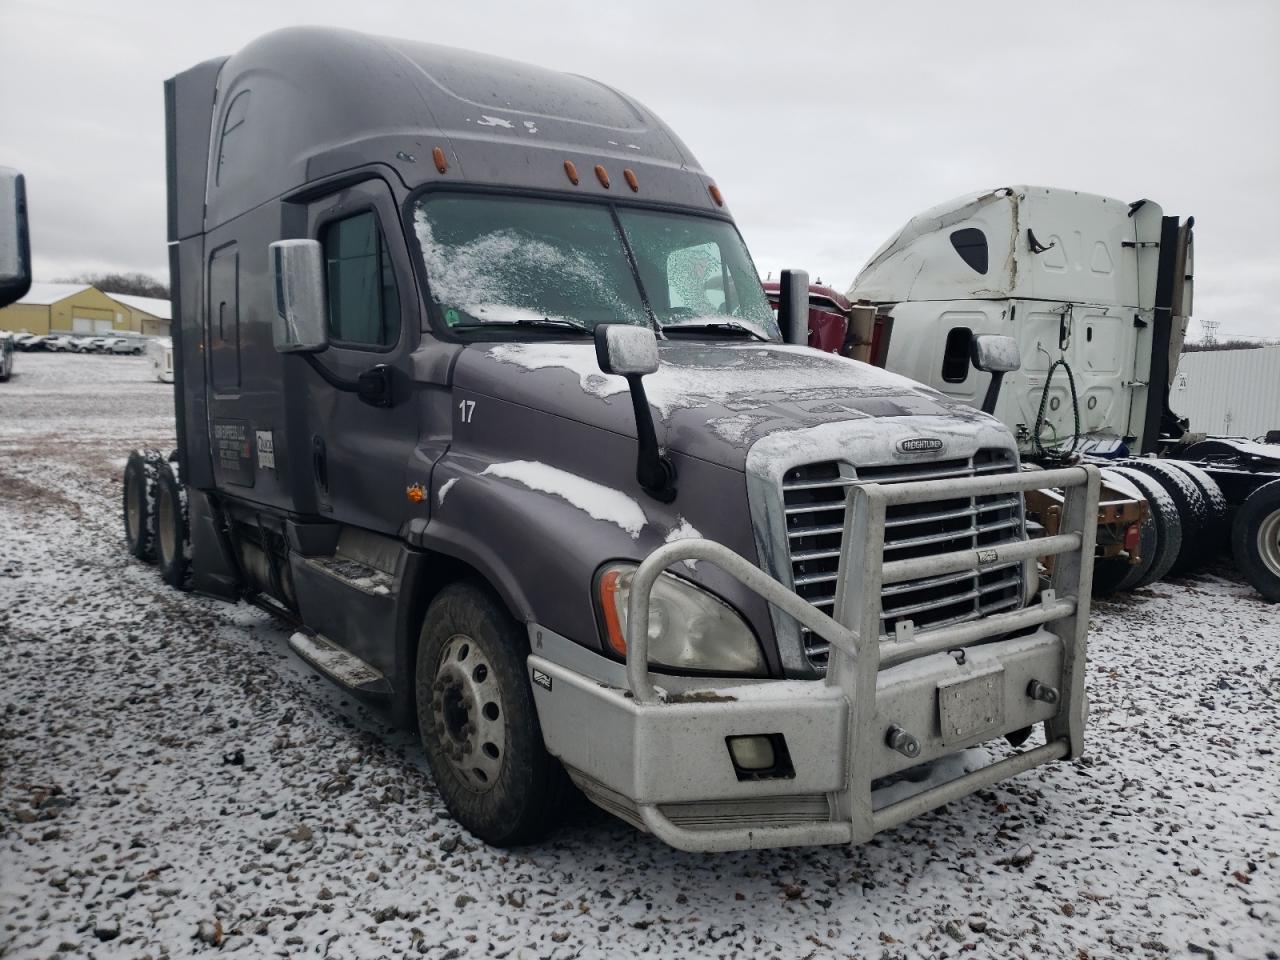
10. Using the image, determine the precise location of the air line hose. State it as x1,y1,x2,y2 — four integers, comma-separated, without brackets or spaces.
1033,358,1082,461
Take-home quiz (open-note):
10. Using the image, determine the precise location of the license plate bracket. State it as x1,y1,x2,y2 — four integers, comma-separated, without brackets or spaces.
938,666,1005,746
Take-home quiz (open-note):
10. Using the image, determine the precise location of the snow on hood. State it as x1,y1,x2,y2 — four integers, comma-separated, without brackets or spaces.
481,460,646,538
455,340,996,471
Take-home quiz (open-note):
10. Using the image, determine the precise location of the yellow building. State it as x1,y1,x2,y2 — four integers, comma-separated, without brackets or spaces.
0,283,171,337
105,292,172,337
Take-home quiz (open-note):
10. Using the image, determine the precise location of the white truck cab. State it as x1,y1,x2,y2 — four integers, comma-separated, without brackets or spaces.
852,186,1193,458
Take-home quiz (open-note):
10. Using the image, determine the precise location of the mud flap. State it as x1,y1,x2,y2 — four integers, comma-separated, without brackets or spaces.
187,488,241,600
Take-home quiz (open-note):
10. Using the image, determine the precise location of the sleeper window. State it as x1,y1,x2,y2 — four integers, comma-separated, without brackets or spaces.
321,211,401,348
950,228,988,275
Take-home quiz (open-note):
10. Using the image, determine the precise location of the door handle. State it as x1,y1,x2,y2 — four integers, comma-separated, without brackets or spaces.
312,435,328,494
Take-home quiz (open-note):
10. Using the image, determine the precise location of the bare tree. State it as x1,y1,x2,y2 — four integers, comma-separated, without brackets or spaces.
56,272,169,299
1182,338,1271,353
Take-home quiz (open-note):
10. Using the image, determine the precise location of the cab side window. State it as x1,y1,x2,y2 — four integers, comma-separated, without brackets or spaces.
320,211,401,348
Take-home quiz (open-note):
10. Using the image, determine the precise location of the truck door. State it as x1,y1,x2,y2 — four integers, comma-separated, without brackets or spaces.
299,177,420,535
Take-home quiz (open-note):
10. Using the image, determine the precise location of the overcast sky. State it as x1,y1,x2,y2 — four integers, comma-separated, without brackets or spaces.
2,0,1277,340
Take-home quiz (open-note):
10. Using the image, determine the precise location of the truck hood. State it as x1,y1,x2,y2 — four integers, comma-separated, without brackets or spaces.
453,340,996,471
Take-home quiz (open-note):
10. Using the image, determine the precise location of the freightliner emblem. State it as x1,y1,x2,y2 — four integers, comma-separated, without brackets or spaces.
897,437,945,453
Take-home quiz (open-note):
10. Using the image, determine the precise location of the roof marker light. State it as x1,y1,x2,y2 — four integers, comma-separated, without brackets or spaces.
432,147,447,174
709,184,724,206
623,169,639,192
594,164,610,189
564,160,580,185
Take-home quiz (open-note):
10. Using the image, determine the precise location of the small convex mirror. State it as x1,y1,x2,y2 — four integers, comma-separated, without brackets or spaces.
0,167,32,310
269,239,328,353
594,324,659,377
970,334,1020,374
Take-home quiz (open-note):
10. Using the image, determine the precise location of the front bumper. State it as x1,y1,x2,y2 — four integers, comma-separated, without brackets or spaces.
531,627,1066,848
529,465,1099,852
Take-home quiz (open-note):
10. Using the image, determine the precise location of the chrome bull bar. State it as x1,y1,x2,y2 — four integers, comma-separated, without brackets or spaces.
625,464,1100,851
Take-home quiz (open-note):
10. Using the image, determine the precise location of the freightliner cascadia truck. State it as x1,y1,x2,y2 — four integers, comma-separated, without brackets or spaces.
121,29,1100,851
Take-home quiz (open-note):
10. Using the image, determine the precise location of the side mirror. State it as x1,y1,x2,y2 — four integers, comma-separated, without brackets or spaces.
594,323,658,376
971,334,1020,374
594,324,675,502
776,269,810,346
0,168,32,310
970,334,1020,415
270,239,328,353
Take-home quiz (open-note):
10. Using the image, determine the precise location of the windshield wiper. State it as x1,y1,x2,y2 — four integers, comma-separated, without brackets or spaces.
451,316,591,335
660,320,768,341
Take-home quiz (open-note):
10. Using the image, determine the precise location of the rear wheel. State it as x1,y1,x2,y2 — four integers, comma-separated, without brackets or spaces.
155,462,189,589
122,449,163,562
415,581,569,846
1107,466,1182,587
1232,480,1280,602
1121,459,1207,574
1164,460,1229,555
1099,468,1157,592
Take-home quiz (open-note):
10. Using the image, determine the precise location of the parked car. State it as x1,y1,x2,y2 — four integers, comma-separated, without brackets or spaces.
12,332,42,351
110,337,145,355
41,335,74,352
0,332,14,381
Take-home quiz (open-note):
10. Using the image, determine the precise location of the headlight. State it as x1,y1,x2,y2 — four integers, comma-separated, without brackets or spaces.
597,563,766,676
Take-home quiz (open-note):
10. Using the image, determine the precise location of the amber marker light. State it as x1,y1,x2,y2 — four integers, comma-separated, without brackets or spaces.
623,168,639,192
432,146,448,174
564,160,580,185
599,568,628,656
709,184,724,206
406,484,426,503
594,164,610,188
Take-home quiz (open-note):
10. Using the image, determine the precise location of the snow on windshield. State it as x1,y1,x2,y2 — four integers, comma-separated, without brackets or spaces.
412,200,647,330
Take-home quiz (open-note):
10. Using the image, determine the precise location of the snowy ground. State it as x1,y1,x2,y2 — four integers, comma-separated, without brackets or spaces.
1,351,1276,959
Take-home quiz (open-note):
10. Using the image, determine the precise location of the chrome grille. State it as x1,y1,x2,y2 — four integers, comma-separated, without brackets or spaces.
782,450,1024,667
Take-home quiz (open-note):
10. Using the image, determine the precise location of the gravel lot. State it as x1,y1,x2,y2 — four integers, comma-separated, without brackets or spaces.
1,352,1277,959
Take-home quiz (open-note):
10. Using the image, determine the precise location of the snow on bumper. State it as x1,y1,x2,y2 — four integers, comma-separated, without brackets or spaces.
530,628,1065,843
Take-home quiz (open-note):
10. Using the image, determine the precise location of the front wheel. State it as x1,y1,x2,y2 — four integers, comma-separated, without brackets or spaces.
415,581,569,846
1232,480,1280,603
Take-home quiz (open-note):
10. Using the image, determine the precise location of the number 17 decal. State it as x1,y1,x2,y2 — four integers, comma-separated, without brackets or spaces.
458,399,476,423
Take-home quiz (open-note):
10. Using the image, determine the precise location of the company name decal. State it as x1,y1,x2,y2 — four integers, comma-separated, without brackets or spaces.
897,437,945,454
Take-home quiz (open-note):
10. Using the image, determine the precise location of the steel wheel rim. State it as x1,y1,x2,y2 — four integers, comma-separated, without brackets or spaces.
125,473,141,542
431,633,506,792
157,484,176,564
1259,509,1280,578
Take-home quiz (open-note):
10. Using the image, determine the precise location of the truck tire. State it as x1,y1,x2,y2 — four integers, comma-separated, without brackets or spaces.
1098,467,1157,593
1120,459,1208,575
154,462,190,589
1106,467,1182,587
1163,460,1229,554
415,581,569,846
1231,479,1280,602
122,449,163,563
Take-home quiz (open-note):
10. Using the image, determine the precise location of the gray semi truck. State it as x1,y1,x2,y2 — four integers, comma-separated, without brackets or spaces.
121,28,1101,851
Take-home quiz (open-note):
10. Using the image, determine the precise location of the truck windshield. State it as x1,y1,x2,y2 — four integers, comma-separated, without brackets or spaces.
413,194,649,335
411,193,778,341
616,208,778,340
